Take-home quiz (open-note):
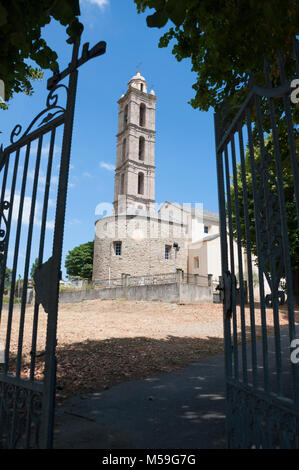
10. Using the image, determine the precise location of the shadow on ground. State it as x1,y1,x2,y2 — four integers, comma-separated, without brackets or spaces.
53,349,227,449
53,335,225,402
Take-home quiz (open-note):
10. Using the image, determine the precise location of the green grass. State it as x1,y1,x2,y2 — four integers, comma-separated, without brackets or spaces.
3,296,21,304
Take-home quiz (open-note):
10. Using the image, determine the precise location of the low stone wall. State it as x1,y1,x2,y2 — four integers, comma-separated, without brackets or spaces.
179,283,212,303
58,282,213,304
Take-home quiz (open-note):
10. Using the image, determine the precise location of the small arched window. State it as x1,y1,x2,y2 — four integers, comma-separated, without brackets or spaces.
138,172,144,195
139,103,146,127
124,104,128,126
122,138,126,161
138,136,145,160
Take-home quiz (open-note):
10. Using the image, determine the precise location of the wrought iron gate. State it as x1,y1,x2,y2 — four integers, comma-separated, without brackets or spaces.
215,41,299,448
0,37,106,448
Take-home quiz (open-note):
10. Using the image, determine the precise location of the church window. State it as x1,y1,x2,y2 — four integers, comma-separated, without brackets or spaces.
165,245,171,260
138,172,144,195
204,225,209,234
114,241,122,256
139,136,145,160
139,103,146,127
122,138,126,160
194,256,199,269
124,105,128,126
141,83,144,92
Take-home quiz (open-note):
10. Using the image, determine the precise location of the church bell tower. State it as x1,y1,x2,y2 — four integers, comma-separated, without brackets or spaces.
113,71,157,214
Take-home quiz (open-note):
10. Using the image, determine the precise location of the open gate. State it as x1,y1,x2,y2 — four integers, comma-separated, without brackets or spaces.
0,37,106,448
215,40,299,448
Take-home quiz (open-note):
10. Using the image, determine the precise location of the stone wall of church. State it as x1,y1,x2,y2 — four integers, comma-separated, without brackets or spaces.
93,214,189,280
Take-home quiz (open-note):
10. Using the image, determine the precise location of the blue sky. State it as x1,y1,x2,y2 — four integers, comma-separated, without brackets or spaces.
0,0,217,278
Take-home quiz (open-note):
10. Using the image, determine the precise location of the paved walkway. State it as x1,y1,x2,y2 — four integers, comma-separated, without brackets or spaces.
53,352,227,449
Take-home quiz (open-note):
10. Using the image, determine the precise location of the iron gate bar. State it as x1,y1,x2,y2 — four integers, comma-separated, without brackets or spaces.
5,142,32,375
223,146,239,381
237,124,258,388
216,41,299,447
30,127,56,382
250,94,284,398
214,113,232,449
255,93,284,397
279,54,299,227
264,58,299,405
16,135,43,379
230,135,248,385
0,36,106,449
0,148,20,321
245,106,270,393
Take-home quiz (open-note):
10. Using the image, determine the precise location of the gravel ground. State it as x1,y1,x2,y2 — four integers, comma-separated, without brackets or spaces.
0,299,296,403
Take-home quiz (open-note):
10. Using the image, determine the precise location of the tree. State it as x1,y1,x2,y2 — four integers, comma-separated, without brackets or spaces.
230,131,299,304
134,0,299,113
0,266,12,292
0,0,83,107
65,241,94,280
30,257,39,280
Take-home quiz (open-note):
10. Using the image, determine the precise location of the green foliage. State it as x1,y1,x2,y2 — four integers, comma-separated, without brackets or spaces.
0,0,83,106
65,241,94,280
1,267,12,291
134,0,299,112
30,257,39,280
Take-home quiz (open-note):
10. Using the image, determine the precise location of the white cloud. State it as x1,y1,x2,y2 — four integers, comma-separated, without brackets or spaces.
83,171,93,178
4,189,54,230
31,142,61,159
28,170,59,186
51,175,59,185
46,220,55,230
67,218,81,227
100,161,115,172
81,0,109,9
9,193,36,226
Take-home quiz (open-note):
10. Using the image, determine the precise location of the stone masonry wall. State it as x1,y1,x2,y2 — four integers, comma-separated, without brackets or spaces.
93,214,189,280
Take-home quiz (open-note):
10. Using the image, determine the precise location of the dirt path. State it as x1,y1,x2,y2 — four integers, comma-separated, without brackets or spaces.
1,299,294,403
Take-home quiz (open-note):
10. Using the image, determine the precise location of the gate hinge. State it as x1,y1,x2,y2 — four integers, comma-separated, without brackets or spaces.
34,257,56,314
217,271,235,318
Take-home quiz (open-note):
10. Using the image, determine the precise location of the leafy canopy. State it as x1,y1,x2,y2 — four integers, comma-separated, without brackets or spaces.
65,241,94,280
0,0,83,107
134,0,299,111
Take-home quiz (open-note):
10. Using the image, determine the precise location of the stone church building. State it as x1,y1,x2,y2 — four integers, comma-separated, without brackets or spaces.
92,71,230,283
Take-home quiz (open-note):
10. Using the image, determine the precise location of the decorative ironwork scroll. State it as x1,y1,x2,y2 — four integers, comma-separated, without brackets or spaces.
10,85,68,145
